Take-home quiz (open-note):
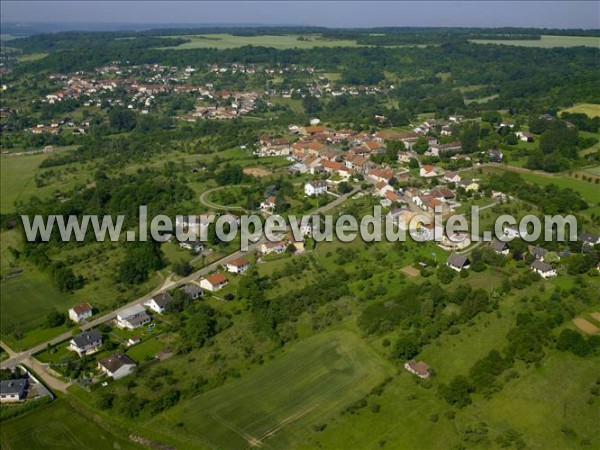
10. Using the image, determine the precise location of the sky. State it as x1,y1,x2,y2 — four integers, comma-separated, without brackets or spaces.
1,1,599,29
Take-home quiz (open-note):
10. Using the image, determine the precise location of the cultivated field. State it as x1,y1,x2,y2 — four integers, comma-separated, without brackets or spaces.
0,400,140,450
158,33,361,50
560,103,600,118
470,35,600,48
573,317,599,335
148,330,394,449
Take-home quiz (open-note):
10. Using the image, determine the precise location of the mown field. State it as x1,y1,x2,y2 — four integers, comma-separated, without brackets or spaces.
158,33,361,50
0,399,141,450
560,103,600,118
470,35,600,48
147,330,394,449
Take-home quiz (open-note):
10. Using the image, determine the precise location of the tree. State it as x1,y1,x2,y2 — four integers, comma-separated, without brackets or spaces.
108,108,137,132
440,376,473,407
45,310,66,328
460,121,480,154
392,334,421,360
172,260,193,277
338,182,352,194
556,329,591,357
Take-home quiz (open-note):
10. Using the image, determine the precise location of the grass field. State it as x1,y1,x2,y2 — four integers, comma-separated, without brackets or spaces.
470,35,600,48
147,330,394,449
560,103,600,118
482,166,600,204
0,399,141,450
158,33,361,50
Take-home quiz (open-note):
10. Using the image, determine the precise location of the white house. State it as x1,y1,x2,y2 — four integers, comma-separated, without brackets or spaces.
261,241,286,255
490,239,509,255
503,225,521,240
144,292,174,314
69,330,103,356
404,360,431,379
0,379,28,403
226,257,251,274
68,302,93,323
116,304,151,330
443,171,462,184
199,273,229,292
420,165,441,178
97,354,136,380
446,253,470,272
304,180,328,196
531,260,557,278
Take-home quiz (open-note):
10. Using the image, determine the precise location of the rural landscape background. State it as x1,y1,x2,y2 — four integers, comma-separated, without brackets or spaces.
0,2,599,449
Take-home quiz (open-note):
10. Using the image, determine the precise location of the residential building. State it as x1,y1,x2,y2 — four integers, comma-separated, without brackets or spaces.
304,180,328,196
116,304,151,330
97,354,137,380
68,302,93,323
200,273,229,292
0,379,28,403
69,330,103,356
226,257,251,274
144,292,174,314
490,239,509,255
446,253,471,272
531,260,557,278
404,360,431,379
180,284,203,299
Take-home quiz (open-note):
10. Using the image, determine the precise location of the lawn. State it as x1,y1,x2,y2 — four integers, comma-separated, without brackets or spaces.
146,330,394,449
560,103,600,118
0,399,141,450
157,33,361,50
470,35,600,48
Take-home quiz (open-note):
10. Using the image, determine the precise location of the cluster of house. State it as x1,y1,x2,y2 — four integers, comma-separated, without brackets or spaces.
64,283,203,380
444,230,600,278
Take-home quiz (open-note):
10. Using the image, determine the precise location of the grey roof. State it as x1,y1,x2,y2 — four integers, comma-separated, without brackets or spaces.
0,379,27,396
531,260,553,272
98,353,136,373
152,292,173,308
125,311,151,327
579,233,598,244
71,330,102,348
447,253,469,268
490,239,508,252
181,284,203,298
532,246,548,258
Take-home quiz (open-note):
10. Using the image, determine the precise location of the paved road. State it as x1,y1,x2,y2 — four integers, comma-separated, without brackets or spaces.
0,187,358,370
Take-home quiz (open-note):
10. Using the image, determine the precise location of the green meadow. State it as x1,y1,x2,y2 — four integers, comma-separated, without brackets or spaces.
146,330,394,449
471,35,600,48
0,399,141,450
158,33,361,50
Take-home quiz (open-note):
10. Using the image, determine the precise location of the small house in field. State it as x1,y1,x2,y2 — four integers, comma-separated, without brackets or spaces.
304,180,328,196
180,284,203,299
69,330,103,356
144,292,174,314
446,253,470,272
260,241,286,255
490,239,509,255
531,260,557,278
97,354,136,380
226,257,251,274
404,360,431,379
200,273,229,292
68,302,93,323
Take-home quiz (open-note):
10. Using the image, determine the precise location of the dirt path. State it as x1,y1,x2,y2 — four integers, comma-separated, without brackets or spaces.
199,185,250,211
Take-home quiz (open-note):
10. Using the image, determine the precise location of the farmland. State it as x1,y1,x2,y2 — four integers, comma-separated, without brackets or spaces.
147,331,394,449
470,35,600,48
0,399,140,450
561,103,600,118
158,33,362,50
